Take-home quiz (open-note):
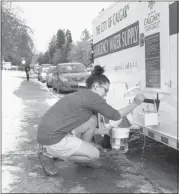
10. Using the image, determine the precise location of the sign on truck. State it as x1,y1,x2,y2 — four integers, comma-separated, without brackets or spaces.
93,1,178,150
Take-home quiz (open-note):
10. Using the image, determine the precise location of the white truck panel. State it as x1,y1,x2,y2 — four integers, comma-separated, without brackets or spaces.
93,2,171,94
93,2,178,149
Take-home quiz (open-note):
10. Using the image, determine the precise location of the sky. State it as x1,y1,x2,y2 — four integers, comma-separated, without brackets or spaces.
12,2,113,53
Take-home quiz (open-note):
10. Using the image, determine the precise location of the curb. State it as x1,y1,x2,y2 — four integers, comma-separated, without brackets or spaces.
31,79,59,99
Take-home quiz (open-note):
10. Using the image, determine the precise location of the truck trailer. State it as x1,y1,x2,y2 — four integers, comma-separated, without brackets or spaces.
92,1,178,150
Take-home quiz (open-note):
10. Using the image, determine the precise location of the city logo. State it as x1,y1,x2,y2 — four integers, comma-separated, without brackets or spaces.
148,1,155,10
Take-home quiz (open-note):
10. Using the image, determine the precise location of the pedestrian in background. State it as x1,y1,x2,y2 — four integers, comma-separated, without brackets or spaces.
25,64,30,81
37,65,145,176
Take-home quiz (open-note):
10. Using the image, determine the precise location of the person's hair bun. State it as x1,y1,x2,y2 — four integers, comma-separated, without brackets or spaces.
92,65,105,75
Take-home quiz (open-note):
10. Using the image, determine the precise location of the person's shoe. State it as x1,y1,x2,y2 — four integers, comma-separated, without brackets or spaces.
74,160,102,168
38,152,60,176
86,160,102,168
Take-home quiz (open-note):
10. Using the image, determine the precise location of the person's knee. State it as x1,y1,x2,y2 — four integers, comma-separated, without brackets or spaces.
90,148,100,160
88,115,97,128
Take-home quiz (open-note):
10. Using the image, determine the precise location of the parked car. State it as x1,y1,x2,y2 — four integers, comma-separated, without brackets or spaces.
33,64,40,74
46,66,57,88
52,63,90,93
86,64,94,72
87,67,93,72
38,64,51,82
39,66,51,83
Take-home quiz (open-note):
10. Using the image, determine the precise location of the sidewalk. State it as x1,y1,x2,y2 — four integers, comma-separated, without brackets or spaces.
2,73,62,192
2,72,168,193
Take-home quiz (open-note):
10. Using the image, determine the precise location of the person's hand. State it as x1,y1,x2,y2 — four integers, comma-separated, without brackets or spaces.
105,123,114,130
106,124,113,136
94,124,113,135
133,93,145,105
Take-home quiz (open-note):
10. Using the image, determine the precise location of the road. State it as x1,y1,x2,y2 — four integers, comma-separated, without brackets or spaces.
2,70,178,193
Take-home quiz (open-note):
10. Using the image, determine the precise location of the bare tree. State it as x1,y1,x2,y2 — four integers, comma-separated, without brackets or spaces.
2,2,34,65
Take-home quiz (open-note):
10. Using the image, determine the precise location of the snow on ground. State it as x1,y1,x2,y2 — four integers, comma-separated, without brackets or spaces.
1,70,60,192
2,71,26,192
2,71,26,154
45,98,58,106
32,79,60,106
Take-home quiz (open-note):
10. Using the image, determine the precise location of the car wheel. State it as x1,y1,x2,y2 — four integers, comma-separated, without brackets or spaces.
57,81,63,93
46,82,50,88
51,80,55,90
52,85,56,91
57,83,62,93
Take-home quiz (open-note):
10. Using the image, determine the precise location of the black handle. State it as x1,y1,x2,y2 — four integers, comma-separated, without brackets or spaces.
143,98,155,104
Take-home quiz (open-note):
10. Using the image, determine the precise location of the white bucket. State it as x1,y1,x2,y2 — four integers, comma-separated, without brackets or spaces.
111,128,130,151
112,128,130,138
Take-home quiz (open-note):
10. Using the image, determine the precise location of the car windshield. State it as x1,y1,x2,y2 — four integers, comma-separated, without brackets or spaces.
59,64,87,73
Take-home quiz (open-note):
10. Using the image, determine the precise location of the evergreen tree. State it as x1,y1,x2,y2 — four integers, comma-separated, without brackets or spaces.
80,29,91,42
56,29,65,49
66,29,73,46
48,35,57,63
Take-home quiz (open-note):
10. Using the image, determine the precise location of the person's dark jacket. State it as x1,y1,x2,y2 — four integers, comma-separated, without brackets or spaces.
37,89,121,145
25,65,30,72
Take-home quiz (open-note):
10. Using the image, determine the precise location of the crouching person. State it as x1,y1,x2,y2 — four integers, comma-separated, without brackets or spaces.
37,65,145,176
